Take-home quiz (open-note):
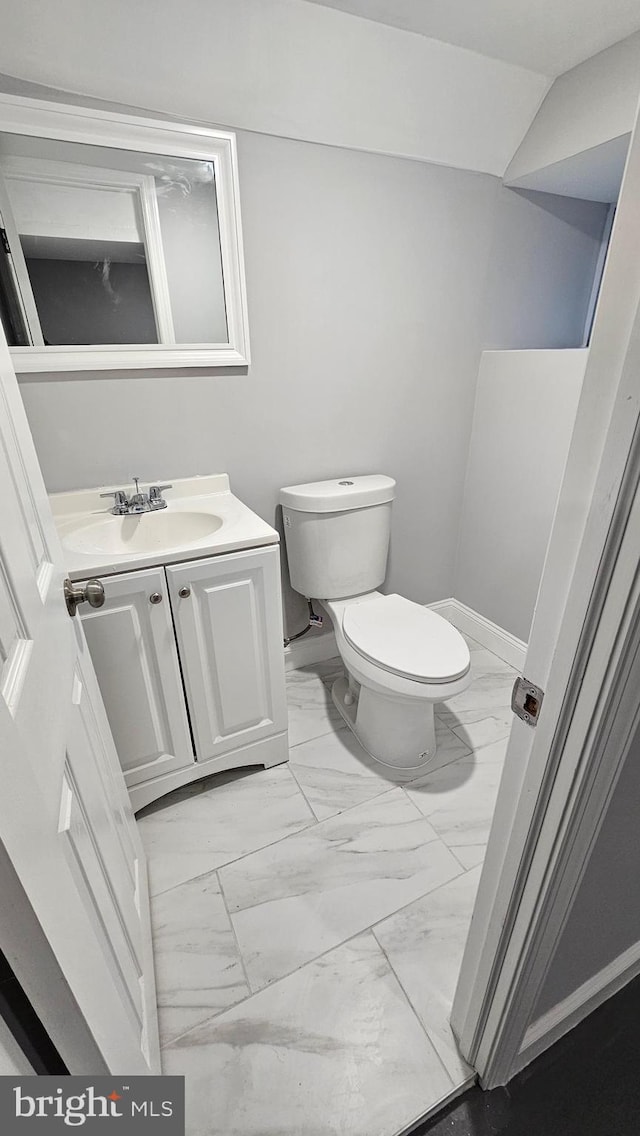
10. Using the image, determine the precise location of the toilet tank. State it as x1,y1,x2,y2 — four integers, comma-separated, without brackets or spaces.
279,475,396,600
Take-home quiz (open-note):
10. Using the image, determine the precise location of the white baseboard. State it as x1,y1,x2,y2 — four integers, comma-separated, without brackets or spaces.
284,598,526,673
517,939,640,1072
429,598,527,672
284,630,338,671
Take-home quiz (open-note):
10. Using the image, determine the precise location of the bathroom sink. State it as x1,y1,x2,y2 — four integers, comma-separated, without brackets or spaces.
64,510,223,556
51,474,280,579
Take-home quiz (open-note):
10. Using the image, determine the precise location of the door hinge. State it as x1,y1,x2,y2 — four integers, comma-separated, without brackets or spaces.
0,228,10,255
511,676,544,727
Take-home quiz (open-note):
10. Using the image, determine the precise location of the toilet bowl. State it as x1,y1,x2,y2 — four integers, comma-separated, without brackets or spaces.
279,474,472,779
321,592,470,778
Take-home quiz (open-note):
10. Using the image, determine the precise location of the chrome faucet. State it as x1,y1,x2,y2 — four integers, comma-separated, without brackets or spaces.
100,478,173,515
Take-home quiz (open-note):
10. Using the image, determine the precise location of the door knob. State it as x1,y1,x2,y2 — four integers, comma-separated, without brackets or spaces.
178,586,191,598
149,592,163,604
64,577,105,618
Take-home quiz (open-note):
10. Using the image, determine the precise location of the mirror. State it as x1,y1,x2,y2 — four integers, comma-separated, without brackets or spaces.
0,95,250,371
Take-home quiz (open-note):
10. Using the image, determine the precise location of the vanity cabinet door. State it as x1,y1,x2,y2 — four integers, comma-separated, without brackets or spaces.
80,567,195,789
166,545,288,763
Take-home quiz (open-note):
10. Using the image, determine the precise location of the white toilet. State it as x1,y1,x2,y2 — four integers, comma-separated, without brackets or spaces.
280,475,471,779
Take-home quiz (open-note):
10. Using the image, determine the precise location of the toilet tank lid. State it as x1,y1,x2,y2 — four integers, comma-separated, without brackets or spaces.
280,475,396,513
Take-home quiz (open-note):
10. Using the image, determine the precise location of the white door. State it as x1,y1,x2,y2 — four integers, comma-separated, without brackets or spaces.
166,547,287,763
80,566,194,791
452,100,640,1083
0,322,160,1073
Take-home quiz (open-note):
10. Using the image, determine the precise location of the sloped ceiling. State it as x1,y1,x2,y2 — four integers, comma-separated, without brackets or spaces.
0,0,551,176
505,32,640,202
0,0,636,182
302,0,640,76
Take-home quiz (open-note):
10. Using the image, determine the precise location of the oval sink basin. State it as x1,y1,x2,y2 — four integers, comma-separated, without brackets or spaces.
64,510,223,556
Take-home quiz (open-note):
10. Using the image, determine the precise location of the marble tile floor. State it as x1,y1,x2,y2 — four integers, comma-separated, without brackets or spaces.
138,634,518,1136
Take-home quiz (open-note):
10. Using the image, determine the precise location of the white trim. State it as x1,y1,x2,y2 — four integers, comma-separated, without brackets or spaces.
284,631,338,671
283,599,524,674
129,730,289,813
582,201,615,347
428,598,527,671
135,172,175,344
0,173,44,345
0,92,250,371
11,344,249,371
283,599,524,675
0,834,108,1074
518,939,640,1070
476,535,640,1083
452,98,640,1088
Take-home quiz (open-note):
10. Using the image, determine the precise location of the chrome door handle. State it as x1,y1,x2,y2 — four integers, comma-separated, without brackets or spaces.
64,577,105,618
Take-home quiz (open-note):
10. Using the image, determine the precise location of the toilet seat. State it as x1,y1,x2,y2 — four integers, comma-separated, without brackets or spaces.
342,594,470,684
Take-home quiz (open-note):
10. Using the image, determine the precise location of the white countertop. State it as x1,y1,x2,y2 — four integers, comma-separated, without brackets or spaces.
51,474,279,581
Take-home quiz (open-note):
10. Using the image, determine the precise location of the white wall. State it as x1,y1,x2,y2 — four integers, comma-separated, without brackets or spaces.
20,132,499,633
504,135,629,204
484,188,608,349
505,32,640,186
17,124,607,635
455,350,588,642
0,0,549,177
454,184,608,641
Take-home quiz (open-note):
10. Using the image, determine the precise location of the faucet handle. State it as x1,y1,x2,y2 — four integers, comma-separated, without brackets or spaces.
100,489,129,514
100,489,128,504
149,483,172,508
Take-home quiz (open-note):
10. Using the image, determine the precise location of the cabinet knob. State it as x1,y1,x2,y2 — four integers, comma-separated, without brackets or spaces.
178,586,191,599
149,592,163,604
64,577,105,618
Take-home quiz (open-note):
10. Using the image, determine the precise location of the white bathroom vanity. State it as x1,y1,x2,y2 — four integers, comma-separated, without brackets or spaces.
51,475,288,810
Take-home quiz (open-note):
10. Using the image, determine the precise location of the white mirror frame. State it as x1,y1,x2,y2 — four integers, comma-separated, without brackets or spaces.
0,93,250,372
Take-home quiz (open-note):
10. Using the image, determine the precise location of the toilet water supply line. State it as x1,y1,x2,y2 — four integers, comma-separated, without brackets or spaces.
283,599,323,647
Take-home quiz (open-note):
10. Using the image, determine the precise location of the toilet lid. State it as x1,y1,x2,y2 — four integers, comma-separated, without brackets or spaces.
342,594,470,684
